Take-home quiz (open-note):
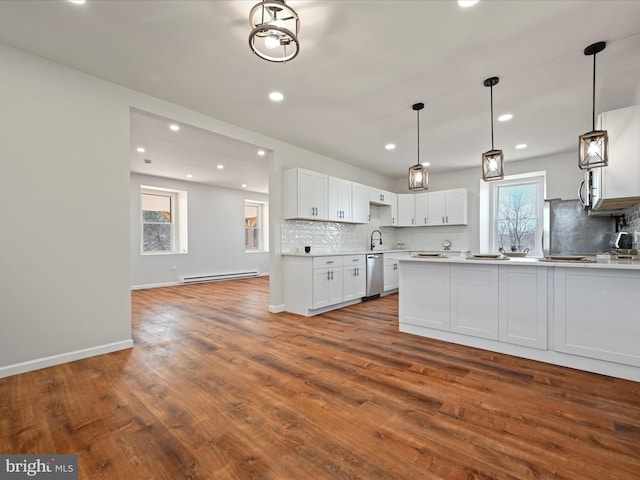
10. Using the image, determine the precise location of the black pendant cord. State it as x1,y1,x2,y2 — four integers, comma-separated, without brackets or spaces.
490,85,495,150
591,52,597,132
416,108,420,165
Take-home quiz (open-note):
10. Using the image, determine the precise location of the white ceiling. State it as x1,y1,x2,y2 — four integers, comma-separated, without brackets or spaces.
1,0,639,194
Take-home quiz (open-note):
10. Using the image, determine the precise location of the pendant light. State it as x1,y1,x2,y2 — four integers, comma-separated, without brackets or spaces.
249,0,300,63
408,102,428,191
578,41,608,169
482,76,504,181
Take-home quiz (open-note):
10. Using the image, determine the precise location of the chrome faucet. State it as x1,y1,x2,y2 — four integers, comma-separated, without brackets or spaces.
370,230,382,250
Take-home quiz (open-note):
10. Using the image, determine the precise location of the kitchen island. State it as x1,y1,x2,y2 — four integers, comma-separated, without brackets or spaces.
398,255,640,382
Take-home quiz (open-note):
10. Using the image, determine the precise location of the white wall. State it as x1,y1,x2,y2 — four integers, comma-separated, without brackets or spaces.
0,44,133,376
130,173,269,288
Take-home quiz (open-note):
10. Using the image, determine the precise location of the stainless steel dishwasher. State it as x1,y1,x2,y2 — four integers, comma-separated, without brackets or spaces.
364,253,384,300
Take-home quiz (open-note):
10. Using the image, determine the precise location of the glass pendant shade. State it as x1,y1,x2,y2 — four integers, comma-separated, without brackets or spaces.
409,164,428,191
579,130,608,169
249,1,300,63
482,149,504,181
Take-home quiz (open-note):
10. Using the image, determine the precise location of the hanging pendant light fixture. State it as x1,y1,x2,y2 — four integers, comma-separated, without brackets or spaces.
482,77,504,181
408,103,428,191
578,41,608,169
249,0,300,63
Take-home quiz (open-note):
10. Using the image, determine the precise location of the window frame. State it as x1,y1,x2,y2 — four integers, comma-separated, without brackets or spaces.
140,186,188,255
244,199,269,253
480,171,546,257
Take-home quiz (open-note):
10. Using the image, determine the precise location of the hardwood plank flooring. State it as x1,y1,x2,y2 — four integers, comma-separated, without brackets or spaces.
1,276,639,479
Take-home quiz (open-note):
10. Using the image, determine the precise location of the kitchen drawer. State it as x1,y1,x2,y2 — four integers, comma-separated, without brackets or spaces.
342,254,365,266
313,256,343,269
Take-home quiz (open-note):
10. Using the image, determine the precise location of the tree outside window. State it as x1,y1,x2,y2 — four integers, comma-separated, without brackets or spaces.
142,193,173,252
496,182,538,253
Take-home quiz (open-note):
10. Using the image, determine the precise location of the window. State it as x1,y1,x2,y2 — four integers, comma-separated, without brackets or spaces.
245,200,268,252
140,186,188,254
489,173,545,256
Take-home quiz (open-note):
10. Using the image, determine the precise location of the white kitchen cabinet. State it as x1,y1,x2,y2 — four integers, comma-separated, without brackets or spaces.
553,267,640,367
312,266,343,309
328,176,352,222
414,192,429,226
399,261,450,331
397,194,416,226
342,254,366,300
351,182,370,224
426,188,468,226
369,188,393,206
592,105,640,209
450,263,499,340
383,253,410,291
498,266,547,349
283,168,328,220
379,193,398,227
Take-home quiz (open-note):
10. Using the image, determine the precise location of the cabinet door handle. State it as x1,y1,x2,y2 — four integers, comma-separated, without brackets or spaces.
424,217,427,224
327,261,334,264
327,271,331,280
392,217,395,224
442,216,445,223
330,270,334,280
412,218,415,225
446,215,449,223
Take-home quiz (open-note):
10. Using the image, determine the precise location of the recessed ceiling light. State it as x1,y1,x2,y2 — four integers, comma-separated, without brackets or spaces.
257,150,266,156
136,147,145,153
422,162,430,167
169,124,180,132
269,92,284,102
241,184,248,188
498,113,513,122
186,174,193,178
68,0,86,4
515,144,528,149
458,0,479,7
385,144,396,150
217,164,224,169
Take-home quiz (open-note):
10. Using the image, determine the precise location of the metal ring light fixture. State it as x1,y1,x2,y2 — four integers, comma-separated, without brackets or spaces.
249,0,300,63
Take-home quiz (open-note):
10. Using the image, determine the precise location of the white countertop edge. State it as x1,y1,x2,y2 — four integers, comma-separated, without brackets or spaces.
282,249,470,257
398,256,640,270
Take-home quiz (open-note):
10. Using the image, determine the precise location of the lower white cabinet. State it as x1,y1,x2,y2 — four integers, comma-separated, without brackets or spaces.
342,254,366,300
399,261,450,331
553,267,640,367
384,253,410,291
499,266,548,349
284,254,366,316
450,264,499,340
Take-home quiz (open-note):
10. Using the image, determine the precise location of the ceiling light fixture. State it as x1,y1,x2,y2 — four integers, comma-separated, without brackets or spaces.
458,0,479,7
482,76,504,181
497,113,513,122
269,91,284,102
579,41,608,170
408,102,428,191
385,143,396,150
169,124,180,132
249,0,300,63
515,143,528,150
136,147,145,153
257,150,266,156
217,164,224,170
68,0,86,4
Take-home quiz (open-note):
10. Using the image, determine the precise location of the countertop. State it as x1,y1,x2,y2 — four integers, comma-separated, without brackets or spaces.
399,255,640,270
282,249,470,257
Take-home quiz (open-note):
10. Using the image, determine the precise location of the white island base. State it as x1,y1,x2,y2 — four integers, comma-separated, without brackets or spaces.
398,257,640,382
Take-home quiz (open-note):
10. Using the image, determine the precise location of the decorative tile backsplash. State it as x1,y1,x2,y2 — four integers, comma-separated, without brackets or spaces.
281,206,471,253
624,203,640,249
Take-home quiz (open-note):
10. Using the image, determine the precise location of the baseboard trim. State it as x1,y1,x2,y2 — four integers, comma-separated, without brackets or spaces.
0,339,134,379
269,304,285,313
131,281,180,290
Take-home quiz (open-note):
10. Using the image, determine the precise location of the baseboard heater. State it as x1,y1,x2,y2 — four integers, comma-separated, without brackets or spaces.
180,270,259,284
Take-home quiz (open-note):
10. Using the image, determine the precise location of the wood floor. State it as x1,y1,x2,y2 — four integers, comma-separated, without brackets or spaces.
1,277,639,479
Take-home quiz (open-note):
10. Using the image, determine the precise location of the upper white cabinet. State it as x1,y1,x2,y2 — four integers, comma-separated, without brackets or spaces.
426,188,468,226
397,194,416,226
328,176,352,222
593,105,640,209
379,193,398,227
351,182,370,224
284,168,328,220
369,188,393,206
414,192,429,226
